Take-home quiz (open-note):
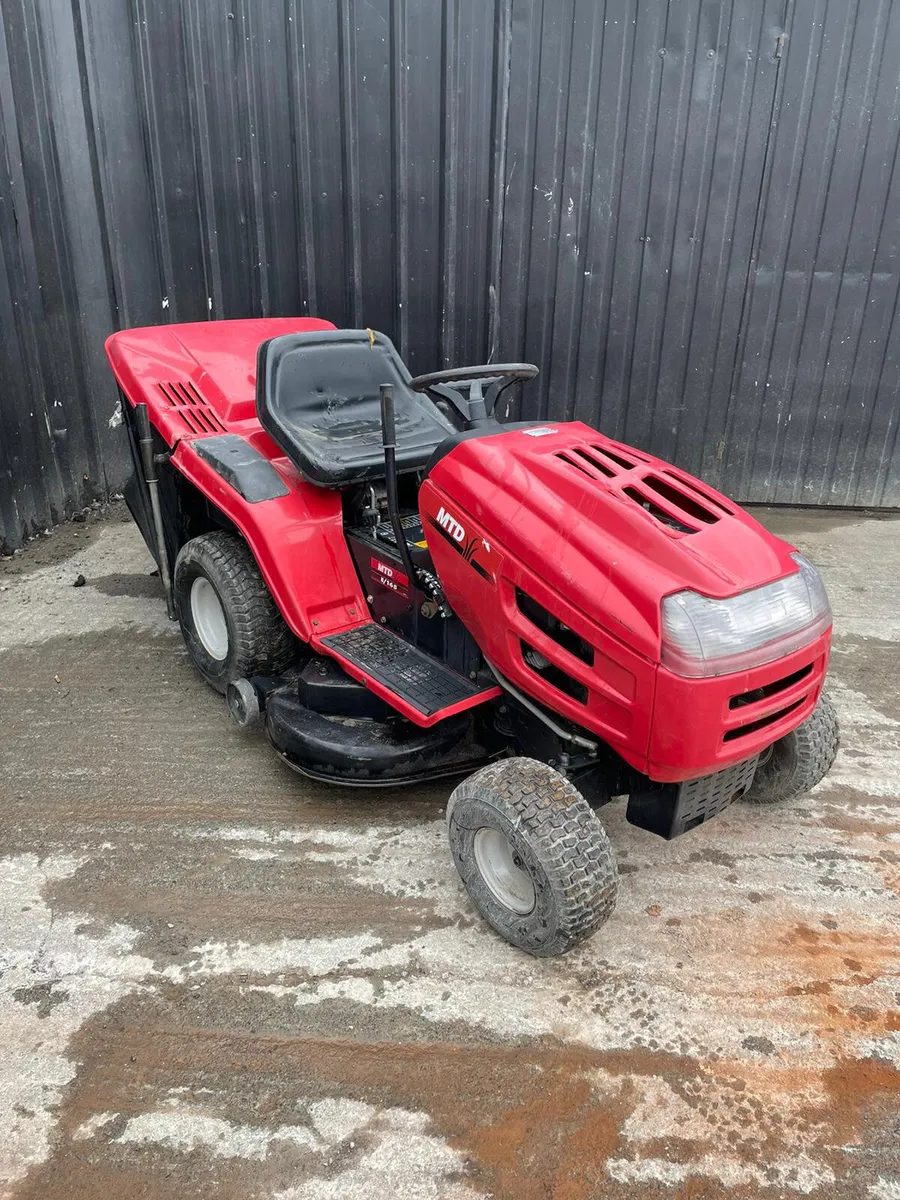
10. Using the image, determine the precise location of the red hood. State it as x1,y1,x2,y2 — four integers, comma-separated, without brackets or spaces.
427,422,798,660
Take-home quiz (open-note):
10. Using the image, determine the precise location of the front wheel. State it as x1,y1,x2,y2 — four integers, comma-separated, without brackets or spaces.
446,758,618,956
744,691,839,804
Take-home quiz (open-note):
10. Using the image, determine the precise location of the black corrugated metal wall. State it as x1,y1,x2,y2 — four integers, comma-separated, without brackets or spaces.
2,0,900,550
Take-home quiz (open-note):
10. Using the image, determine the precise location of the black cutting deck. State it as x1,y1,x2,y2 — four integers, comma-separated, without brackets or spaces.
320,623,489,717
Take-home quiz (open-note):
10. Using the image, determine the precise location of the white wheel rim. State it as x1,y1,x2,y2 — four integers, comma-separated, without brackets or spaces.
190,577,229,660
473,827,536,915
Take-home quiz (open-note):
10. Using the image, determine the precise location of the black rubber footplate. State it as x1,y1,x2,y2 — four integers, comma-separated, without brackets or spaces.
320,623,489,717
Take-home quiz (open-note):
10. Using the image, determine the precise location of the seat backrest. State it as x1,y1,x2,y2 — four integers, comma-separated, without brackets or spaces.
256,329,454,487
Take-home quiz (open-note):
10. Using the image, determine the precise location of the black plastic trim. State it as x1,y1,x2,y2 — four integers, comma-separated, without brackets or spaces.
191,434,290,503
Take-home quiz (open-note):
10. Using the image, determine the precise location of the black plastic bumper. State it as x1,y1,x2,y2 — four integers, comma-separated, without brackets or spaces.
626,754,760,839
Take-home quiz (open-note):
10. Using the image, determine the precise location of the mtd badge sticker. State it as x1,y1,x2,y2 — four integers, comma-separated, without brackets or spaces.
370,557,409,596
420,495,503,582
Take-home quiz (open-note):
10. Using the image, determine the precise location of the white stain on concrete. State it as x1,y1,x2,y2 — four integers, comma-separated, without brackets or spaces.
274,1101,482,1200
819,677,900,797
307,1097,374,1144
198,821,463,916
99,1093,483,1199
165,932,384,981
71,1111,116,1142
117,1111,319,1159
0,854,153,1196
869,1181,900,1200
606,1152,832,1194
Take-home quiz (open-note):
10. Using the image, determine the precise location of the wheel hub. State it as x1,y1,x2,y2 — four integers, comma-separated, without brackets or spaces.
190,577,229,660
473,826,536,915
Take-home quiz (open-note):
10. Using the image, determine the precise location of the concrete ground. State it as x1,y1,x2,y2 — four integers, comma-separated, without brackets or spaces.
0,503,898,1200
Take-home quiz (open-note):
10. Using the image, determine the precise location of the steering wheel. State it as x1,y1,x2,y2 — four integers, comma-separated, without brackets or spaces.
408,363,538,428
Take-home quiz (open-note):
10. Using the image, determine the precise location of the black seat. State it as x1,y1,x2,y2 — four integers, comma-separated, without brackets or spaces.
256,330,454,487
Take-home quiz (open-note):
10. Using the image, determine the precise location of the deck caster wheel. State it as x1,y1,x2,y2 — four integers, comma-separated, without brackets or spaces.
446,757,618,957
744,691,839,803
226,678,261,730
173,532,295,693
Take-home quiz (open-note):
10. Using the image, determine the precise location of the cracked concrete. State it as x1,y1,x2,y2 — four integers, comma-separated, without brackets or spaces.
0,502,898,1199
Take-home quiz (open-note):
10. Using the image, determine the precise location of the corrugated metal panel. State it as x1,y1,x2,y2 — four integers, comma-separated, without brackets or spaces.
2,0,900,550
723,0,900,504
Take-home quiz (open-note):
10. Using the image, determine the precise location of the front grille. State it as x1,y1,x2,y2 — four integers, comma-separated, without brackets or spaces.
515,588,594,665
724,697,804,742
730,663,813,710
158,381,226,436
520,640,588,704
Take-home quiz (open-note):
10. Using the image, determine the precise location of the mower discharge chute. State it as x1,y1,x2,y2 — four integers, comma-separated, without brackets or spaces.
106,320,838,956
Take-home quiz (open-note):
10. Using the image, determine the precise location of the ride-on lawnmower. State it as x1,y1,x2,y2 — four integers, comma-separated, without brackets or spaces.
106,317,838,956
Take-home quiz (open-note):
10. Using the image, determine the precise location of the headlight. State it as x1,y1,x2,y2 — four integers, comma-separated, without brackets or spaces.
661,553,831,678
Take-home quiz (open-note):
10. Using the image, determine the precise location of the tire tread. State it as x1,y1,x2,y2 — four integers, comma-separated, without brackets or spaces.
745,691,839,804
175,532,295,688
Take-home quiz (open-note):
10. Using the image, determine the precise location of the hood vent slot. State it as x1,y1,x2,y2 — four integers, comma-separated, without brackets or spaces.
623,486,695,534
575,447,615,475
663,469,736,515
642,475,719,525
158,381,226,436
556,449,613,479
555,442,635,479
555,451,595,479
554,440,723,535
591,444,637,470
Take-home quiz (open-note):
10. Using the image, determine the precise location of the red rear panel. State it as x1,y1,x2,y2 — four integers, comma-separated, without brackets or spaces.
106,317,336,445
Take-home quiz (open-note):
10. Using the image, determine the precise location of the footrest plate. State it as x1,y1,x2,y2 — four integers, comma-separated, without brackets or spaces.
320,624,492,718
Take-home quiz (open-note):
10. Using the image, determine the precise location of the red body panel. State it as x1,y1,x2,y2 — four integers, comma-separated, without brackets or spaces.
106,319,369,644
420,423,832,780
649,633,830,781
172,442,367,641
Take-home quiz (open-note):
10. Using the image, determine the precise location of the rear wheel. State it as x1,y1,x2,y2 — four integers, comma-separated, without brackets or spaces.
446,758,618,956
174,532,295,692
744,691,839,804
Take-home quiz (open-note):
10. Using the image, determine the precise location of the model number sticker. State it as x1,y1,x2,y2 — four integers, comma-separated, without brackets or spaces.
370,557,409,596
522,426,558,437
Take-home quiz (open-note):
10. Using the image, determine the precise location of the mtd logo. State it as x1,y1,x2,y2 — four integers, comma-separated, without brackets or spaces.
423,496,501,583
435,506,466,544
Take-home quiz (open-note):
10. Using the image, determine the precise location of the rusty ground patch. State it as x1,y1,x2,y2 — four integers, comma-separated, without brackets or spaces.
1,506,898,1199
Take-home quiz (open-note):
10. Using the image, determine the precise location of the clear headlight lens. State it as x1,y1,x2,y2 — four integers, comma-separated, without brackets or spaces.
661,553,831,678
